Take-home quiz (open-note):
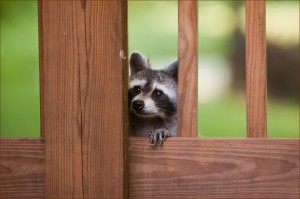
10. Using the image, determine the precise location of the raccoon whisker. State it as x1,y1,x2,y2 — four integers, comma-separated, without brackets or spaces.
160,114,173,123
159,114,175,129
158,108,168,121
157,110,177,125
156,102,173,105
155,103,177,107
156,106,176,111
155,104,172,107
142,107,158,111
159,113,169,126
157,108,174,114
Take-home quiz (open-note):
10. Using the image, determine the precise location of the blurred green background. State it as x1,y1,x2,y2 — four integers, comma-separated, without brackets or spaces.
1,1,40,137
1,1,299,137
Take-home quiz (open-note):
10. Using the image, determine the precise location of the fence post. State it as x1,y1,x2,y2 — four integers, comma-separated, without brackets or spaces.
40,0,128,198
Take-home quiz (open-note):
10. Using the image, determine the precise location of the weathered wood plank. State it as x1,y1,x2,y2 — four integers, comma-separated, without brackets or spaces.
246,0,267,138
82,0,128,198
39,0,86,198
0,138,44,198
178,0,198,137
1,138,298,198
129,138,299,198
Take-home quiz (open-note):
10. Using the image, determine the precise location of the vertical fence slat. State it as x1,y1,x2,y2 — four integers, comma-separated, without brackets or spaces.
82,0,128,198
246,0,267,138
178,0,198,137
39,0,85,198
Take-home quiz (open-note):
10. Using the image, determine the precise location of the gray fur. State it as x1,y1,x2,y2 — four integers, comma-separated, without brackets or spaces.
129,52,178,146
130,51,149,76
166,60,178,82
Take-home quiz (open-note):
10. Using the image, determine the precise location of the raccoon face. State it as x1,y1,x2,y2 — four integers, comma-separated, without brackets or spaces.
128,52,178,119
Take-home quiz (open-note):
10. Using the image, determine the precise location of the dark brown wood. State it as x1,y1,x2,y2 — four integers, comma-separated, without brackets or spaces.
82,0,128,198
178,0,198,137
39,0,85,198
246,0,267,138
129,137,299,199
0,138,45,198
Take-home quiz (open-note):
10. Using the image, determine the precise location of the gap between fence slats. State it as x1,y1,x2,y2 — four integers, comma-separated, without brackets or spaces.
178,0,198,137
246,0,267,138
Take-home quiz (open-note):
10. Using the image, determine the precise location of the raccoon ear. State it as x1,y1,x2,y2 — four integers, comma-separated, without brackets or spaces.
130,52,148,76
166,60,178,82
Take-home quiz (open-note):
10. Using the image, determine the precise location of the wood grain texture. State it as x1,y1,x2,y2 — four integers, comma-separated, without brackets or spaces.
0,138,45,198
246,0,267,138
1,138,299,199
82,0,128,198
178,1,198,137
129,137,299,199
39,1,85,198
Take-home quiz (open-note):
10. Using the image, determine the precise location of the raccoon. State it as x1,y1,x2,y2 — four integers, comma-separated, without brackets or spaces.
128,52,178,146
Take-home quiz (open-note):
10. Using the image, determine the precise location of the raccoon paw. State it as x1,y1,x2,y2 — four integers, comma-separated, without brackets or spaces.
149,129,170,146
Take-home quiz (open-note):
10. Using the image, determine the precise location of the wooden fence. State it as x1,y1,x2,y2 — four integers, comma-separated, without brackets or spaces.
0,0,299,198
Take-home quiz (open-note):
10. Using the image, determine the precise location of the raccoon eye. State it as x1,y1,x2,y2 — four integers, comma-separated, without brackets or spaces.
133,86,141,94
154,89,163,98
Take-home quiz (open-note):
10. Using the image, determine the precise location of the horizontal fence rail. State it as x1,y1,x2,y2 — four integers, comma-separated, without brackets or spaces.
129,138,299,198
1,138,299,198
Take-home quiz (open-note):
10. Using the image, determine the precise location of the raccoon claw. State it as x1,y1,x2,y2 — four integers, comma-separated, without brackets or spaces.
149,130,167,146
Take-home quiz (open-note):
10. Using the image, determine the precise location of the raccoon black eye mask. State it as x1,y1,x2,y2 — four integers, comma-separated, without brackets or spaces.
128,51,178,146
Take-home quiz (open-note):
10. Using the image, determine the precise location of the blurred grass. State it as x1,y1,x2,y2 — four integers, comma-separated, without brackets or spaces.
1,1,299,137
198,93,299,137
1,1,40,137
199,93,246,137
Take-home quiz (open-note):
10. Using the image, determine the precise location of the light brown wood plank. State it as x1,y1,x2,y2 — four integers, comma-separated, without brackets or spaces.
39,1,86,198
0,138,44,198
246,0,267,137
82,0,128,198
129,137,299,198
178,0,198,137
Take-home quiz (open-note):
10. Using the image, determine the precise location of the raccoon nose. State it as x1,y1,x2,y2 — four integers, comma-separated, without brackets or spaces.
132,100,145,111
